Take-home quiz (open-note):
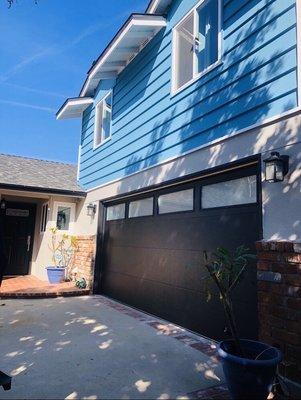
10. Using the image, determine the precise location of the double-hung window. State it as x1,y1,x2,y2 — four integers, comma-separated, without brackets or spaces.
94,92,112,148
172,0,221,93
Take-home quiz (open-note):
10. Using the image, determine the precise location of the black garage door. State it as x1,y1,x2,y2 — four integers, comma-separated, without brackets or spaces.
99,164,262,340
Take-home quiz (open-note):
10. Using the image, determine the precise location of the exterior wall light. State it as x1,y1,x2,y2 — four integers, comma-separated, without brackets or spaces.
87,203,97,217
263,151,289,183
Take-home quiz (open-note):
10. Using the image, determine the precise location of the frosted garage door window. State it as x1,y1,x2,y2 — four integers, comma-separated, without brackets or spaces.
202,176,257,208
129,197,153,218
158,189,194,214
106,204,125,221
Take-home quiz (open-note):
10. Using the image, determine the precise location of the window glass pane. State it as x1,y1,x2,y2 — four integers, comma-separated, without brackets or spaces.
57,206,71,230
107,204,125,221
129,197,153,218
102,106,111,141
94,93,112,147
41,204,48,232
197,0,219,73
94,102,103,147
175,12,194,89
202,176,257,209
40,205,46,232
159,189,194,214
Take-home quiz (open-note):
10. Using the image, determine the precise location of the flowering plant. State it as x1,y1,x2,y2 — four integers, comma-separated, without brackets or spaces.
49,227,78,268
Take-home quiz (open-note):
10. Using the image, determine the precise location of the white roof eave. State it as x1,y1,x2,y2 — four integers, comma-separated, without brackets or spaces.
80,14,167,97
56,97,94,120
146,0,172,14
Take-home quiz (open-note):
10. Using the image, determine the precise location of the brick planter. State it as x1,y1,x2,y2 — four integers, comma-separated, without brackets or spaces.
256,241,301,386
72,235,96,289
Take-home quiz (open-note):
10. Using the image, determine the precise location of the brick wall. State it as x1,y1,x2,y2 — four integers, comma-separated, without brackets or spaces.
71,235,96,289
256,241,301,384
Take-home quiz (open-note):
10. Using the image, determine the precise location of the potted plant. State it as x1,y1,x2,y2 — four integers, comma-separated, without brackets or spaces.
203,246,282,400
46,228,78,284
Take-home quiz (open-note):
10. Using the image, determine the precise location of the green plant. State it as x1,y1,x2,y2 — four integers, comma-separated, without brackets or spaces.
49,227,78,268
203,245,256,357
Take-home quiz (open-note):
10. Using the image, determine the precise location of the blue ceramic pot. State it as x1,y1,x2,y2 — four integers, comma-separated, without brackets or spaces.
46,267,66,284
218,339,282,400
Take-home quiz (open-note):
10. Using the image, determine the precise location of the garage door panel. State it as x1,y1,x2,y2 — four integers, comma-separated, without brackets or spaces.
100,166,261,340
104,246,205,291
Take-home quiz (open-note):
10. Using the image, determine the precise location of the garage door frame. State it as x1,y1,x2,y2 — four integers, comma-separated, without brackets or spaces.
93,155,263,306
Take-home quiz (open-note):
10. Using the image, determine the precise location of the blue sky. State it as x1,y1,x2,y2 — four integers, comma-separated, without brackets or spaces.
0,0,147,163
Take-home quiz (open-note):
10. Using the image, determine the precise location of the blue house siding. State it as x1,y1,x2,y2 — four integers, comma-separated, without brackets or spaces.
79,0,298,190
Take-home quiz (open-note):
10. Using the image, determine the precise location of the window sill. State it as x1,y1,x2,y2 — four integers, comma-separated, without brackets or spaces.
93,136,111,150
170,59,223,98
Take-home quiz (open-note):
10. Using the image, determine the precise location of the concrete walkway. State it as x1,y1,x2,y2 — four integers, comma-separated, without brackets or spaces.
0,296,226,399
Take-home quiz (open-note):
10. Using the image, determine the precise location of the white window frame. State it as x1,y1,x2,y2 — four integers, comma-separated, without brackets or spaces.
77,144,81,181
171,0,223,95
93,91,113,149
40,202,49,234
53,201,76,233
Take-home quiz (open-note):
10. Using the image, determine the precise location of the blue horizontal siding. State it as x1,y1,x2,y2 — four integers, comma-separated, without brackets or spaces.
79,0,298,189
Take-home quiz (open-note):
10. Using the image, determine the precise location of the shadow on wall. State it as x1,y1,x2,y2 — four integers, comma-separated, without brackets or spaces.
113,0,300,239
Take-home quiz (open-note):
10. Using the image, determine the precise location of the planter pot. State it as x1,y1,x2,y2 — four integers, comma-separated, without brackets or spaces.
46,267,66,284
218,339,282,400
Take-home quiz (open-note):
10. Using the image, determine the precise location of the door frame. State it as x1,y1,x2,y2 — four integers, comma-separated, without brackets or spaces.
2,201,37,276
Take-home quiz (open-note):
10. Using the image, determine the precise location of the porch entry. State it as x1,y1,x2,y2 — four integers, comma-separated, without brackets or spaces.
1,201,36,276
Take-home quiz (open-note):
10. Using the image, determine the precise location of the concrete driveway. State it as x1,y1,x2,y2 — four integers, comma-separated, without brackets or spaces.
0,296,225,399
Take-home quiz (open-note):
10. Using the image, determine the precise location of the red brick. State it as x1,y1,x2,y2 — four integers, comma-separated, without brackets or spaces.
258,252,282,262
283,274,301,286
271,306,301,321
272,327,301,346
283,253,301,263
257,260,272,271
287,297,301,310
272,262,301,274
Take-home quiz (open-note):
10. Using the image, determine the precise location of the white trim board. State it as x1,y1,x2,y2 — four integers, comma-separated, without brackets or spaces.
87,106,301,194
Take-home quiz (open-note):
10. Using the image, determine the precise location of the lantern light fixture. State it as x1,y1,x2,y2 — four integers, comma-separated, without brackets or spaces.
87,203,97,217
263,151,289,183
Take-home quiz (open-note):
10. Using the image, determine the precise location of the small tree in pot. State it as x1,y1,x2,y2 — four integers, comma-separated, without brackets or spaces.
46,228,78,284
204,246,282,400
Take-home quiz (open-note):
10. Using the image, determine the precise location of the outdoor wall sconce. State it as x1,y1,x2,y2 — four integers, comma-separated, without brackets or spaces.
0,198,6,210
263,151,289,183
87,203,97,217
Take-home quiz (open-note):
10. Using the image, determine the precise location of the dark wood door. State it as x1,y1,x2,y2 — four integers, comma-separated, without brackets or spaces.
2,202,36,276
100,165,262,340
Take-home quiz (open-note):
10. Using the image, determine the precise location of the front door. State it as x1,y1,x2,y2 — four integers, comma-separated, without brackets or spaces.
1,202,36,276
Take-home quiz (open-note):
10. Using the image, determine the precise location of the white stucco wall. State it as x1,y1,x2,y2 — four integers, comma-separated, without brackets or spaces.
30,196,98,280
0,190,98,281
86,108,301,242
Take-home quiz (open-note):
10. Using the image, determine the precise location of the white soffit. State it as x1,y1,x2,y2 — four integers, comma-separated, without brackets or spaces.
80,14,167,97
56,97,93,120
146,0,172,14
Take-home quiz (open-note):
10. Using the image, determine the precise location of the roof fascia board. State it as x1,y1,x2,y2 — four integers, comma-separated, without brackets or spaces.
56,97,93,120
0,183,86,198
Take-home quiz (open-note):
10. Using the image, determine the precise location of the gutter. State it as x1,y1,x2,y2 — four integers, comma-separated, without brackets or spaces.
0,183,86,198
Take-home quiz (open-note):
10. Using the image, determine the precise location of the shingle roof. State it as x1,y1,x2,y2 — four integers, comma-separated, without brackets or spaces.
0,154,85,196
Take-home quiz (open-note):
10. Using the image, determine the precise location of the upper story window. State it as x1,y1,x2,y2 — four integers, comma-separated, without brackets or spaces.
94,92,112,148
172,0,221,93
